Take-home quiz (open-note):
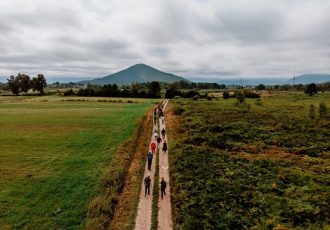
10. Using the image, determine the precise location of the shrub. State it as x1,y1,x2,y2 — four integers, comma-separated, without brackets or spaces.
236,90,245,103
309,104,316,119
174,107,185,115
255,99,262,106
192,95,200,101
223,91,230,99
63,89,75,96
319,102,327,119
305,83,317,96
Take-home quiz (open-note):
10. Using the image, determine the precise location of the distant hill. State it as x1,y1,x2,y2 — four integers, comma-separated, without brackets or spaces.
291,74,330,84
187,74,330,86
80,64,189,85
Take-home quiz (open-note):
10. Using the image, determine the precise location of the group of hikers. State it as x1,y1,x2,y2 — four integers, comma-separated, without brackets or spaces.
145,103,167,199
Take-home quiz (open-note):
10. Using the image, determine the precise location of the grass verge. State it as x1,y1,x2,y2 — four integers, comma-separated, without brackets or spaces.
110,110,154,230
85,111,152,229
151,143,160,230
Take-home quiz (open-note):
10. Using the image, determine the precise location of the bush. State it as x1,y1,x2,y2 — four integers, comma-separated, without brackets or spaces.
192,95,200,101
174,107,185,115
255,99,262,106
223,91,230,99
236,90,245,103
309,104,316,119
319,102,327,119
63,88,75,96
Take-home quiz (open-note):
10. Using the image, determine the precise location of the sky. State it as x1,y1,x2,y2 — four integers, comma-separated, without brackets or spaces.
0,0,329,80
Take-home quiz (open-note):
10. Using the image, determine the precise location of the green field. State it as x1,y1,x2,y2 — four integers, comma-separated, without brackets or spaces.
0,96,157,229
168,92,330,229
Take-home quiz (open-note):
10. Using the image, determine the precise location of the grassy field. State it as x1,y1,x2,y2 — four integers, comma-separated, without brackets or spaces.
168,92,330,229
0,96,157,229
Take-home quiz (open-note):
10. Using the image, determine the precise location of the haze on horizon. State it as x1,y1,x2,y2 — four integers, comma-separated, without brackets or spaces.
0,0,329,80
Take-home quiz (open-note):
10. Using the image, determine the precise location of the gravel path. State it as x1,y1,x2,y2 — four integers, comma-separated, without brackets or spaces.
134,99,172,230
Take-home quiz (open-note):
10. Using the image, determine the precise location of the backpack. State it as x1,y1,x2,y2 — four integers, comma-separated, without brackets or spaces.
148,154,153,160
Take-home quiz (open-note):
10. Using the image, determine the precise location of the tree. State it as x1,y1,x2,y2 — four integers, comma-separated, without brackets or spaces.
319,102,327,119
223,91,230,99
305,83,317,96
255,84,266,90
309,104,316,119
7,75,20,95
17,73,30,94
148,81,161,98
31,74,47,95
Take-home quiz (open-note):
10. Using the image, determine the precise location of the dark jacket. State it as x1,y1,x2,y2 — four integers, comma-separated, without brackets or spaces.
145,176,151,186
161,180,166,189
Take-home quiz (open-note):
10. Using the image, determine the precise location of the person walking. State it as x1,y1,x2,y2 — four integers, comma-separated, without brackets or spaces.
156,136,162,147
161,128,166,138
154,129,158,139
160,177,167,199
144,174,151,197
151,141,156,154
147,151,153,171
162,140,168,153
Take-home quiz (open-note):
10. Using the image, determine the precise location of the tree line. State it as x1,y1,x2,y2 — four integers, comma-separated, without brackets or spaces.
6,74,47,95
75,81,161,98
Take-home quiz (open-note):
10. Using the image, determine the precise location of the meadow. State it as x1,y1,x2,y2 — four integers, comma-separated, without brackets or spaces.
168,92,330,229
0,96,157,229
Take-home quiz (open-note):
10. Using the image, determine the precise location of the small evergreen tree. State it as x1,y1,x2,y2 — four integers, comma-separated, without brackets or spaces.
309,104,316,119
236,90,245,103
319,102,327,119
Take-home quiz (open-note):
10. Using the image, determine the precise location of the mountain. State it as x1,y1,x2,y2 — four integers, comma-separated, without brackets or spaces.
291,74,330,84
81,64,189,85
187,74,330,86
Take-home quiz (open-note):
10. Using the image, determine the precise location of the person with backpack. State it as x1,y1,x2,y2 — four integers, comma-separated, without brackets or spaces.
144,174,151,197
160,177,167,199
151,141,156,154
154,129,158,139
156,136,162,147
161,128,166,138
147,151,153,171
162,140,168,153
154,114,157,125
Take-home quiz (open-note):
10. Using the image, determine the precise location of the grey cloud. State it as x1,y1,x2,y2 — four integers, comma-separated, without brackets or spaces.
0,0,329,79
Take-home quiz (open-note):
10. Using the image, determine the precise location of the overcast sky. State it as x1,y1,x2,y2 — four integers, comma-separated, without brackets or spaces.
0,0,329,80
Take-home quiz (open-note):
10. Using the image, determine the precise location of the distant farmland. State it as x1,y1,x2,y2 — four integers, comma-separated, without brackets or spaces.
0,96,157,229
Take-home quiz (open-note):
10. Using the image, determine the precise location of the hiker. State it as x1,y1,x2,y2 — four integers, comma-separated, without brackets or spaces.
151,141,156,154
154,114,157,125
156,136,162,147
162,140,168,153
144,174,151,197
161,116,165,124
154,129,158,139
161,128,166,138
160,177,167,199
147,151,153,171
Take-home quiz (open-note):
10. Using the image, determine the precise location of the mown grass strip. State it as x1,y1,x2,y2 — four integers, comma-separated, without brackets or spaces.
151,115,161,230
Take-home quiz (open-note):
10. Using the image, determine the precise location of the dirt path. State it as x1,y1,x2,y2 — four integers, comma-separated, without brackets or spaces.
157,99,173,230
134,112,158,230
